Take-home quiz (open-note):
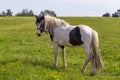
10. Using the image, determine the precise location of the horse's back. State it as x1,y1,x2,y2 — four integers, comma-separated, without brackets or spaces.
78,25,93,33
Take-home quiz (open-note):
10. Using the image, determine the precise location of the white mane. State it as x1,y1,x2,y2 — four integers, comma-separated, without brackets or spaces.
44,16,70,33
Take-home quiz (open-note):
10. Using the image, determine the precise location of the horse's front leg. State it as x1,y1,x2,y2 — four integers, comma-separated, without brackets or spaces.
53,42,59,67
60,46,67,68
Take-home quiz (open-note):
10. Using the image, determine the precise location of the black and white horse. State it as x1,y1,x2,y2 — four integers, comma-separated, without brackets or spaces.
35,15,103,75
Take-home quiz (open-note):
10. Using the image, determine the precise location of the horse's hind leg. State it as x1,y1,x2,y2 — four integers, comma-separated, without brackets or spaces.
81,46,95,75
81,53,90,73
60,46,67,68
53,42,59,67
89,54,95,75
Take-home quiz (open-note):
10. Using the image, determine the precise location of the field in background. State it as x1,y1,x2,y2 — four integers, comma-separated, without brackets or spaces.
0,17,120,80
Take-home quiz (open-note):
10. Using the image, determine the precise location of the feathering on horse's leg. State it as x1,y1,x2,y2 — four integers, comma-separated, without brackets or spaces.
89,53,95,75
53,42,59,67
60,46,67,68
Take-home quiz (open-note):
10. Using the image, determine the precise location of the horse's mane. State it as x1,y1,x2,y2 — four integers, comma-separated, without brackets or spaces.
44,16,70,33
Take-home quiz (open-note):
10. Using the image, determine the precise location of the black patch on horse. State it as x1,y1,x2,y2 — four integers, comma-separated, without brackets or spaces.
50,34,54,41
69,27,83,46
49,29,54,41
60,46,64,49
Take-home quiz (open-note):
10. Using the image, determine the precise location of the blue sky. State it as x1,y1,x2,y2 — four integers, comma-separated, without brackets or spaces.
0,0,120,16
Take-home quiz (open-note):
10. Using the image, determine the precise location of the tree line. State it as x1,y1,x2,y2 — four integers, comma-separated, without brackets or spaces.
0,9,57,17
103,9,120,17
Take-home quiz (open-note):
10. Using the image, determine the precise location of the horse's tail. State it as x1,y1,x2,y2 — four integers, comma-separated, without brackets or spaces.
92,30,103,70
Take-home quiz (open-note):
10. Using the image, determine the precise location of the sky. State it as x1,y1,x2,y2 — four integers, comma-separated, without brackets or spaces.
0,0,120,16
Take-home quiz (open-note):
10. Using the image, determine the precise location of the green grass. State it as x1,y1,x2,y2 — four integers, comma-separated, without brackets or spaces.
0,17,120,80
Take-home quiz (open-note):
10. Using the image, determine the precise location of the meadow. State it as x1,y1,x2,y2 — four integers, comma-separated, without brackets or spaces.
0,16,120,80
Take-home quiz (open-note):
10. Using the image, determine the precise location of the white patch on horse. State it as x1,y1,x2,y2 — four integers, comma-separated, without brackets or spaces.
54,26,76,46
79,25,93,48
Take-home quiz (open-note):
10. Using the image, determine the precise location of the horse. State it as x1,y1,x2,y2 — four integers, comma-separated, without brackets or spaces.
35,15,103,75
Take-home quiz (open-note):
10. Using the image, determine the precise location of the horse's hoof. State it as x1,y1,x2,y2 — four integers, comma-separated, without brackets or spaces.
53,64,58,67
90,72,95,76
62,65,67,68
81,70,85,73
81,69,86,73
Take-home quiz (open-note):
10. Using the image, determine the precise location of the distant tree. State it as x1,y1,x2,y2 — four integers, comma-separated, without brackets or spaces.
112,12,118,17
103,12,111,17
40,10,57,17
0,12,2,16
22,9,28,16
2,11,6,16
112,9,120,17
15,9,34,16
28,10,34,16
0,9,12,17
117,9,120,12
6,9,12,16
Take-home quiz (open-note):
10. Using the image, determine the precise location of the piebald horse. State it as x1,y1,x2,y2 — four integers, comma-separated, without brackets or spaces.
35,15,103,75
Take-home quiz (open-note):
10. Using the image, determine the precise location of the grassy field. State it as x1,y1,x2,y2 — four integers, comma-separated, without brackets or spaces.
0,16,120,80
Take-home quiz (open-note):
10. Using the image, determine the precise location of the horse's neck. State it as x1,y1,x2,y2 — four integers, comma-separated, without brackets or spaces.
45,16,71,35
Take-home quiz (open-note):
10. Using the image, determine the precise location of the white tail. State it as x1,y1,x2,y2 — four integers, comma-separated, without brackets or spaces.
92,30,103,70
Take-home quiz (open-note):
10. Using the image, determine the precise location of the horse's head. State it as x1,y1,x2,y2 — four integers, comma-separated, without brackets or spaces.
35,15,45,36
